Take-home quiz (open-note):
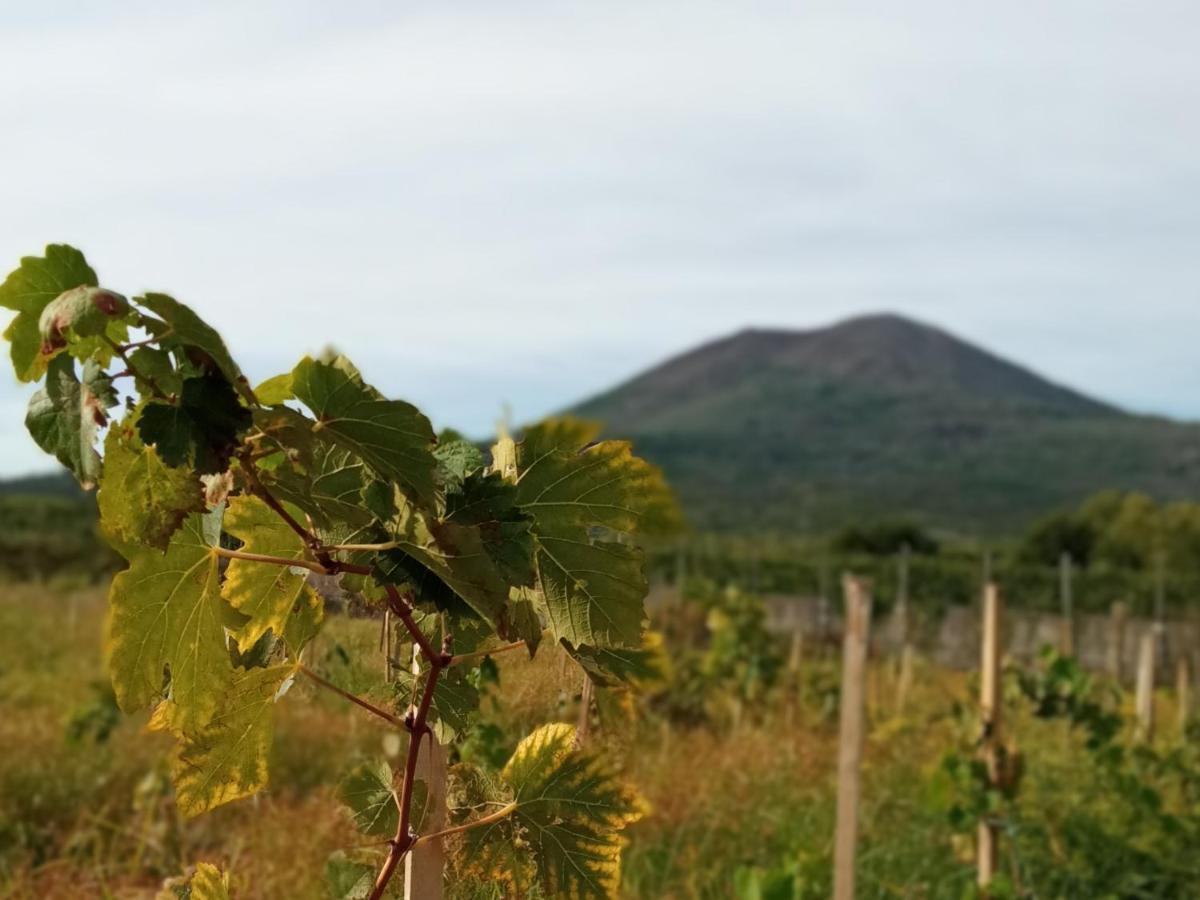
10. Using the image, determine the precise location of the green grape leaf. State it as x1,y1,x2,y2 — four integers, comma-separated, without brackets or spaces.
138,373,252,474
282,588,324,656
324,852,375,900
562,632,667,688
257,421,373,534
137,293,249,398
128,346,183,397
25,355,117,488
338,758,398,836
38,285,130,350
506,590,544,657
0,244,97,381
253,372,293,405
107,510,231,733
171,664,293,817
462,723,645,899
160,861,232,900
435,429,485,491
503,420,667,649
372,487,511,627
290,355,438,509
99,412,204,550
221,495,311,651
447,471,536,588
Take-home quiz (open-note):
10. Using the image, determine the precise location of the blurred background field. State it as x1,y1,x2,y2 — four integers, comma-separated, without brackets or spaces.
2,564,1196,898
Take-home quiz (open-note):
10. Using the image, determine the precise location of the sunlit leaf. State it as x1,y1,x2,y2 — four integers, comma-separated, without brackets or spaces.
171,664,293,817
107,509,231,732
99,411,204,549
0,244,97,381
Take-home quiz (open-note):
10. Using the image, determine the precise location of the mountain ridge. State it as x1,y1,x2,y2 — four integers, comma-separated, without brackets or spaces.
570,313,1200,533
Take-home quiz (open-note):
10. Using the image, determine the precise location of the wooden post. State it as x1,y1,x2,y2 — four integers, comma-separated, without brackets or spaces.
833,575,872,900
1136,630,1156,743
1177,655,1192,738
977,583,1003,891
895,643,914,715
575,673,594,748
1107,602,1127,683
788,625,804,674
383,610,393,681
1058,552,1074,657
817,560,831,651
405,734,447,900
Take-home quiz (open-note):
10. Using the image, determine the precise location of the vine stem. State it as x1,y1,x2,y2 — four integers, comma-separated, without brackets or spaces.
238,458,329,558
102,334,167,399
213,546,328,575
411,801,518,847
384,584,443,664
370,656,443,900
297,664,406,730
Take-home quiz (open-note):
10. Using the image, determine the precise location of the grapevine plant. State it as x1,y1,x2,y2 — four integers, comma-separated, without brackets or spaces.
1,245,679,898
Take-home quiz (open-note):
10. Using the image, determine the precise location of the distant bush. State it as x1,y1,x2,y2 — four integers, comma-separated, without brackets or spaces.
830,520,938,557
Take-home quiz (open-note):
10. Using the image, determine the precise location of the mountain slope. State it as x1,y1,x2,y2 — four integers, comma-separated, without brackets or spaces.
570,314,1200,533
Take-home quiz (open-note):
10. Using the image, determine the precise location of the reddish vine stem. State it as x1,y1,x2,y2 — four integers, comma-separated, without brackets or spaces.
102,334,167,400
237,458,335,564
370,657,443,900
297,664,407,730
384,583,443,664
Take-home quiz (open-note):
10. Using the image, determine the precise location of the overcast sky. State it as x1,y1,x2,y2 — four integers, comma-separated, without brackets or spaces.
2,1,1198,476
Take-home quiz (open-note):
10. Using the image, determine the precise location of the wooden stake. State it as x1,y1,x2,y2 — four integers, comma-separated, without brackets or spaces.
1136,630,1156,743
1107,602,1127,683
575,673,594,748
833,575,872,900
405,733,447,900
977,583,1003,891
1177,655,1192,738
1058,552,1074,657
895,643,914,715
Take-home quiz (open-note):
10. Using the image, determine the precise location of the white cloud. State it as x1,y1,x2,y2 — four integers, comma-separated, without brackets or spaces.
2,0,1199,475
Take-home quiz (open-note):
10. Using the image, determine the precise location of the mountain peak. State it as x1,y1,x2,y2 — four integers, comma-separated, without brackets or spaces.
568,313,1200,532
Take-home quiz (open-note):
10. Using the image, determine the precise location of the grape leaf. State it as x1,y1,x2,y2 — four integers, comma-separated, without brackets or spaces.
372,487,511,627
0,244,97,381
99,412,204,550
138,373,252,474
447,471,536,588
38,286,130,351
562,631,667,688
160,862,232,900
107,510,231,733
282,588,324,656
461,723,645,899
338,758,398,836
128,345,183,397
220,495,310,652
137,293,249,398
171,664,293,817
325,852,375,900
290,355,438,509
253,371,293,405
503,421,666,649
435,429,485,491
25,355,117,488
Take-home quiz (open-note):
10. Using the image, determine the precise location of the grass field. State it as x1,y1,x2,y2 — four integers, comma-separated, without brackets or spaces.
0,581,1194,899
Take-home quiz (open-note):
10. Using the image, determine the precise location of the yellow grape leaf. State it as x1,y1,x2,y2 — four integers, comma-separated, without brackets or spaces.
172,664,293,818
157,861,231,899
221,495,310,652
99,413,204,550
107,510,230,733
462,723,646,899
